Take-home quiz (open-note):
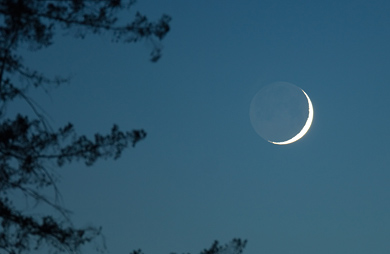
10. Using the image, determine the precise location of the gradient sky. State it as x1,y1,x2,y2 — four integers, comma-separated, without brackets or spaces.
12,1,390,254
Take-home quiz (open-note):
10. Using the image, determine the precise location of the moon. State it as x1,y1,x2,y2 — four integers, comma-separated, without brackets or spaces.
249,82,314,145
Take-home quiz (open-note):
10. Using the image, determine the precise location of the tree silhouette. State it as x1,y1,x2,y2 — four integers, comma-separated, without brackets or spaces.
0,0,168,253
200,239,247,254
0,1,247,254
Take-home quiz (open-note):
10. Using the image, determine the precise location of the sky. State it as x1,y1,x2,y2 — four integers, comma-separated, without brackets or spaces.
11,0,390,254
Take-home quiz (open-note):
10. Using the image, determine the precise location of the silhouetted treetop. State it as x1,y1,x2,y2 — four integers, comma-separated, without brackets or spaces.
200,239,247,254
0,1,166,253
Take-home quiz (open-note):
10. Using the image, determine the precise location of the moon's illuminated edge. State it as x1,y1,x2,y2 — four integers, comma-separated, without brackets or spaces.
269,89,314,145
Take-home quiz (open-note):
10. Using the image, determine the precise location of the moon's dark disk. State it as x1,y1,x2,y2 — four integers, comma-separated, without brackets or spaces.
250,82,308,143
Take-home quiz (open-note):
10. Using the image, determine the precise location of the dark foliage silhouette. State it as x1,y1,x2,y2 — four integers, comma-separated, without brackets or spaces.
200,239,247,254
0,1,247,254
0,0,166,253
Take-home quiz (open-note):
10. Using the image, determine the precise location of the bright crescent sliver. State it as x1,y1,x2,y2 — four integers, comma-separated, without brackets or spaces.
269,89,314,145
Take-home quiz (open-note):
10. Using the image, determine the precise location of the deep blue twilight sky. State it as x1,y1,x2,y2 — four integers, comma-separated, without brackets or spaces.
11,1,390,254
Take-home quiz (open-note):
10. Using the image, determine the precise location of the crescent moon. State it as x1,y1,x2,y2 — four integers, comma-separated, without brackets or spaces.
269,89,314,145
